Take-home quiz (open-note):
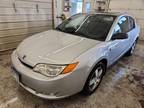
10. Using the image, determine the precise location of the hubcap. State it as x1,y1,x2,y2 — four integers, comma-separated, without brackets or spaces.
131,42,136,54
89,66,103,91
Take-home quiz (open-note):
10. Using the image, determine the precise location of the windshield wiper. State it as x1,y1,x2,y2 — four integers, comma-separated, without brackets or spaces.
74,31,88,37
55,27,63,31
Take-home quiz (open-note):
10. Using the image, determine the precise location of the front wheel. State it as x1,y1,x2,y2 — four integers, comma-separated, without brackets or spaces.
82,62,106,95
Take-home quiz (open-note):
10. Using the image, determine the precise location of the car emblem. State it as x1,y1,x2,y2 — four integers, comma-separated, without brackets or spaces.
23,55,26,59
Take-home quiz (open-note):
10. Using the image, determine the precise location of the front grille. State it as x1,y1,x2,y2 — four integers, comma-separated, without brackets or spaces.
19,58,33,69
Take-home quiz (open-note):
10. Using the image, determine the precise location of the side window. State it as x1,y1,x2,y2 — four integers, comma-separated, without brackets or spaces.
118,16,129,33
129,17,135,30
113,24,121,35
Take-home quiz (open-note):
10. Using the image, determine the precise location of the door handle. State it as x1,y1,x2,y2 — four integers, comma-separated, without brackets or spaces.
108,45,118,51
108,41,119,51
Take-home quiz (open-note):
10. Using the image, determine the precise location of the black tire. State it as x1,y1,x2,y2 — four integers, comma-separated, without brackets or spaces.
82,62,106,95
125,41,137,56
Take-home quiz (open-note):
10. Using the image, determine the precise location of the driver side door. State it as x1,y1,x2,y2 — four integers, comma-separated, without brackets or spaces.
108,16,130,64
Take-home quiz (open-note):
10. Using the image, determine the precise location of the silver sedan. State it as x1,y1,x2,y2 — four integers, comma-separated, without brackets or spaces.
11,13,140,100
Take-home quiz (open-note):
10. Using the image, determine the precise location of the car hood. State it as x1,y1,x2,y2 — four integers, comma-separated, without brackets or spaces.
17,30,101,67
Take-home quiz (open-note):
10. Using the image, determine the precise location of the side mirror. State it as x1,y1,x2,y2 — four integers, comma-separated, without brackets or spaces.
111,33,128,40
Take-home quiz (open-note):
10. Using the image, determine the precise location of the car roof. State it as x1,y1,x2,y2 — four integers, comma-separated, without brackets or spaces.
80,12,126,17
94,12,134,18
94,12,123,16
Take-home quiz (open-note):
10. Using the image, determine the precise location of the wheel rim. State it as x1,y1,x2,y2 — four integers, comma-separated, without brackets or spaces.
131,42,136,54
89,66,103,91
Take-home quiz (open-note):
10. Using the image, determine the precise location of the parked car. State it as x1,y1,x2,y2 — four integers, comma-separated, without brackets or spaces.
11,13,140,100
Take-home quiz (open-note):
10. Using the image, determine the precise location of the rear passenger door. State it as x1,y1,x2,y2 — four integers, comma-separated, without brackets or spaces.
128,17,138,47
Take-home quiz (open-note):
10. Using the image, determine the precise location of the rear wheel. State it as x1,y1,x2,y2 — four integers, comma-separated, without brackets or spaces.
125,41,137,56
83,62,106,95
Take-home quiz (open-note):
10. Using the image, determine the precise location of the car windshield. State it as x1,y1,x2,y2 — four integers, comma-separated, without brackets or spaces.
56,14,116,41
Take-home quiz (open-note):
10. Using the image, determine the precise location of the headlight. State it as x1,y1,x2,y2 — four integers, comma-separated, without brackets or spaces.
33,62,79,77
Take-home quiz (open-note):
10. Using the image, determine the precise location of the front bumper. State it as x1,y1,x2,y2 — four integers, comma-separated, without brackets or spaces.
20,81,70,99
11,51,85,100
